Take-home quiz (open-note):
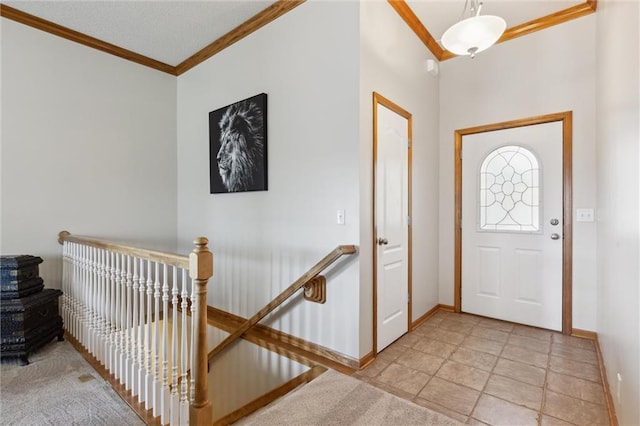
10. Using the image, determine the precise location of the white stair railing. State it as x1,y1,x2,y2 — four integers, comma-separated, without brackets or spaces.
58,231,212,425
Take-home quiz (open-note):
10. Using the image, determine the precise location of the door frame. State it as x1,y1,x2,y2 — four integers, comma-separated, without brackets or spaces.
373,92,413,353
454,111,573,334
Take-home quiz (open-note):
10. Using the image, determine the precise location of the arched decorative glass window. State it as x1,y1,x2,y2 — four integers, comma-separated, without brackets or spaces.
479,145,540,232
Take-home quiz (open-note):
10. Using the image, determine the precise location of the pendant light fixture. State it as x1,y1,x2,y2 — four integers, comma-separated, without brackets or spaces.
441,0,506,58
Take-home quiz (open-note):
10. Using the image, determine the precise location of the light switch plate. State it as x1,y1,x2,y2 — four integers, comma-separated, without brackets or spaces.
336,209,345,225
576,208,594,222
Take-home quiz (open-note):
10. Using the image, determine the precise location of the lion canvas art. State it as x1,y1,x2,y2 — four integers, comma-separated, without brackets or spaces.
209,93,268,193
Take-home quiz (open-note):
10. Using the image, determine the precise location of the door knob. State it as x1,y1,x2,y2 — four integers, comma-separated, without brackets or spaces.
550,233,561,240
550,218,559,226
377,237,388,245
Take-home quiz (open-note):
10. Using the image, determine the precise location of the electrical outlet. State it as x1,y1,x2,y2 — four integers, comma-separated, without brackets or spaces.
576,208,595,222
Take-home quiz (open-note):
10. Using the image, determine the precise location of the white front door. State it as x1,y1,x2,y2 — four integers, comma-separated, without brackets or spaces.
374,94,410,352
462,122,563,331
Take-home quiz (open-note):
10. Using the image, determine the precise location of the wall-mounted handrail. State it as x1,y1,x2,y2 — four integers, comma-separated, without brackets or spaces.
208,244,357,361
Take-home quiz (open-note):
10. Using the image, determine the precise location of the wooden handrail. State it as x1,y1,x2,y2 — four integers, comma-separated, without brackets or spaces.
57,230,189,269
208,245,357,361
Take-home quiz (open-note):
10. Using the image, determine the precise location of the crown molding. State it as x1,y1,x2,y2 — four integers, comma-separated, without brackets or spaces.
389,0,597,62
175,0,305,76
387,0,445,60
0,1,305,76
0,3,176,75
495,0,597,46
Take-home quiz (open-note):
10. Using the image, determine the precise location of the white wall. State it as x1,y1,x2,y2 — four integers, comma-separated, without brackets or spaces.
0,19,178,289
176,2,362,358
595,1,640,424
359,1,441,355
438,16,598,330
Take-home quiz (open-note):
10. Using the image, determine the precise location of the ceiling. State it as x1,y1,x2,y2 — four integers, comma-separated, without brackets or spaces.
1,0,594,74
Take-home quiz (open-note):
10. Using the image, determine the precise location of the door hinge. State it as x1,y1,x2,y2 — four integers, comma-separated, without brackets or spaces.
407,293,411,304
407,215,412,226
407,138,411,149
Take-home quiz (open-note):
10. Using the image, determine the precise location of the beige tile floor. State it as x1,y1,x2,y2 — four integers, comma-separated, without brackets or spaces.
353,310,611,426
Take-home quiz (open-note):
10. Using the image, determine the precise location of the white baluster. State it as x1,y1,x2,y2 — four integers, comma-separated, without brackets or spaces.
69,243,75,334
180,268,189,425
153,261,161,417
90,247,98,357
115,254,129,384
86,246,92,355
73,243,80,342
99,248,106,364
99,249,108,368
125,255,133,391
98,249,112,370
109,253,122,381
79,243,85,344
78,245,87,349
99,249,105,364
82,245,90,350
190,276,196,401
170,266,180,425
138,258,147,403
145,260,153,410
161,263,170,425
69,243,76,340
101,249,107,369
108,251,116,373
93,247,100,360
73,243,81,342
131,257,140,397
94,249,101,364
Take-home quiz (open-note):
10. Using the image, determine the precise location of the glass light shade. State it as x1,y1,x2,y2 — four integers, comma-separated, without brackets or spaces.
441,15,506,56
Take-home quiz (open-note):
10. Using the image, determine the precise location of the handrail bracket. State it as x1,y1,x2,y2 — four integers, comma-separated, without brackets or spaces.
303,275,327,304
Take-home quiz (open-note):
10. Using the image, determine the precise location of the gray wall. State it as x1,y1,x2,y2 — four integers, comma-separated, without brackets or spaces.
176,2,362,358
1,18,178,289
595,1,640,423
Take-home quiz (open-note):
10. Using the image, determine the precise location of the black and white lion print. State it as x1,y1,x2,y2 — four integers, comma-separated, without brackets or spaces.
215,98,265,192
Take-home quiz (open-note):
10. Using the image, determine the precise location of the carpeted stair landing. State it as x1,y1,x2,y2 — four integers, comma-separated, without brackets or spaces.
237,369,462,425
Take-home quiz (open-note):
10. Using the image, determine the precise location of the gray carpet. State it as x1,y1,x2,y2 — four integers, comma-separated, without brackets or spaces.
237,369,463,426
0,339,144,425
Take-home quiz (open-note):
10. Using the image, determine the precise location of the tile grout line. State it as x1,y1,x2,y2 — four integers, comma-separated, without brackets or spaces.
409,315,454,410
407,313,472,420
465,320,514,425
539,331,554,426
444,315,484,421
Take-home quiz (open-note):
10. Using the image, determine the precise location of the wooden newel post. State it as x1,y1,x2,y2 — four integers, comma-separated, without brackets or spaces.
189,237,213,425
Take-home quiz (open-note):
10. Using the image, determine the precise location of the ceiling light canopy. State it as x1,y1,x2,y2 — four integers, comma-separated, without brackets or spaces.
441,0,506,58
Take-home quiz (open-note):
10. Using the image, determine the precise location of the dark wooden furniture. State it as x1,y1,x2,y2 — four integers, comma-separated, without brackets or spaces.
1,255,64,365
